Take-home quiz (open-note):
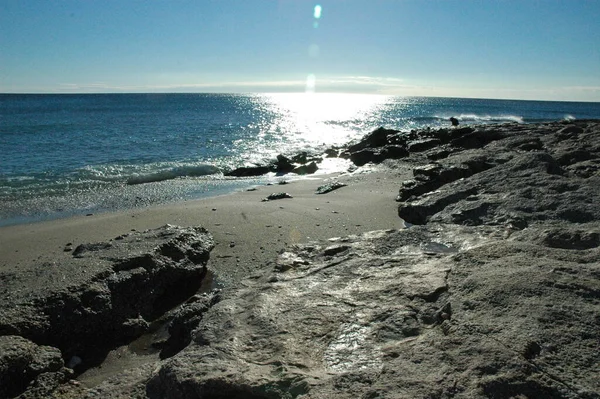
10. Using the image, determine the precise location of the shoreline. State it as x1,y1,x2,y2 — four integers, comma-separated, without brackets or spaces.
0,166,409,286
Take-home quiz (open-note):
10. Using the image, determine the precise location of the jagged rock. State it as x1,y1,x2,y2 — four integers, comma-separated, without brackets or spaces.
450,128,508,149
397,154,497,202
0,225,214,393
347,127,400,153
291,151,309,164
261,192,293,201
6,121,600,398
349,145,408,166
0,335,70,399
315,181,347,194
397,122,600,227
398,152,593,226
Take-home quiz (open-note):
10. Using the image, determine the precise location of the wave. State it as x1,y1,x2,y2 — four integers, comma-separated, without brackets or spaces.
435,113,524,124
126,164,222,185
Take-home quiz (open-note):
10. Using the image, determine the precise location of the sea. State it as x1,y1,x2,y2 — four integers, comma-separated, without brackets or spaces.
1,93,599,226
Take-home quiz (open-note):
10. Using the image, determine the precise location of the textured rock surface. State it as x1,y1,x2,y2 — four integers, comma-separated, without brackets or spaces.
0,335,70,399
0,225,214,398
140,225,598,398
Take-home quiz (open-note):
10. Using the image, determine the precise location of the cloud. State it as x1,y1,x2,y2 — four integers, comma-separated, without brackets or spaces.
6,76,599,102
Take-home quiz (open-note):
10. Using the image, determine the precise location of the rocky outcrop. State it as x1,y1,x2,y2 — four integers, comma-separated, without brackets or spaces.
141,225,598,398
225,152,323,177
396,121,600,227
0,225,215,398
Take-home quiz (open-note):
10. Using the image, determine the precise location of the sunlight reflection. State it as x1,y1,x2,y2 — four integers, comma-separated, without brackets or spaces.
261,93,391,148
229,93,395,168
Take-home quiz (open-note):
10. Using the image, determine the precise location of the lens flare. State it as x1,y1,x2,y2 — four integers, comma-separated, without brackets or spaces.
314,5,322,19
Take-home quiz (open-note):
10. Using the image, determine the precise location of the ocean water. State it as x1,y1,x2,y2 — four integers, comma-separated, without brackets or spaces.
1,93,599,226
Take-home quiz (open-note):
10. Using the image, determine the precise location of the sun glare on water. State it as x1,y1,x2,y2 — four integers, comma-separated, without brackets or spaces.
264,92,390,145
235,93,393,167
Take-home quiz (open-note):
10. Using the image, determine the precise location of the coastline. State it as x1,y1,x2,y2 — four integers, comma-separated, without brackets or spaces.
2,120,600,398
0,166,408,286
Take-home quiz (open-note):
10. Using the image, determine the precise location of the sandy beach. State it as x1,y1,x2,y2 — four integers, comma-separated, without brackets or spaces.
0,166,409,287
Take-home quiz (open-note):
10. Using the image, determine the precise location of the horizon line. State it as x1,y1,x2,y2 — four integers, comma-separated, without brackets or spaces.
1,91,599,104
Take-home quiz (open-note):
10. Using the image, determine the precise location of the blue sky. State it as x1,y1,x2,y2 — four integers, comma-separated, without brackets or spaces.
1,0,599,101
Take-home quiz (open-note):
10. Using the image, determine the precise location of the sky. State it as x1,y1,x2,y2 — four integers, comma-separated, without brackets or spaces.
1,0,599,101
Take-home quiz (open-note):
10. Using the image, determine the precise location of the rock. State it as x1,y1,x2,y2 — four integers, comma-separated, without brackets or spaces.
347,127,400,153
274,154,295,174
0,335,70,399
262,192,293,201
291,151,309,164
407,138,442,153
144,223,600,398
558,124,584,135
0,225,215,390
396,122,600,227
292,161,318,175
225,165,272,177
349,145,409,166
6,121,600,398
315,181,347,194
450,128,507,149
324,148,339,158
160,290,221,359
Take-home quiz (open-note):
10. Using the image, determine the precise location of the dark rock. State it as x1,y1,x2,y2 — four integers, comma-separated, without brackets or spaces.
556,149,593,166
0,335,70,399
274,154,295,173
558,125,584,135
261,192,293,201
397,155,496,202
292,161,318,175
450,128,507,149
225,165,272,177
350,145,409,166
407,138,442,153
291,151,309,164
347,127,400,152
315,181,347,194
0,225,214,382
160,290,221,359
324,148,339,158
